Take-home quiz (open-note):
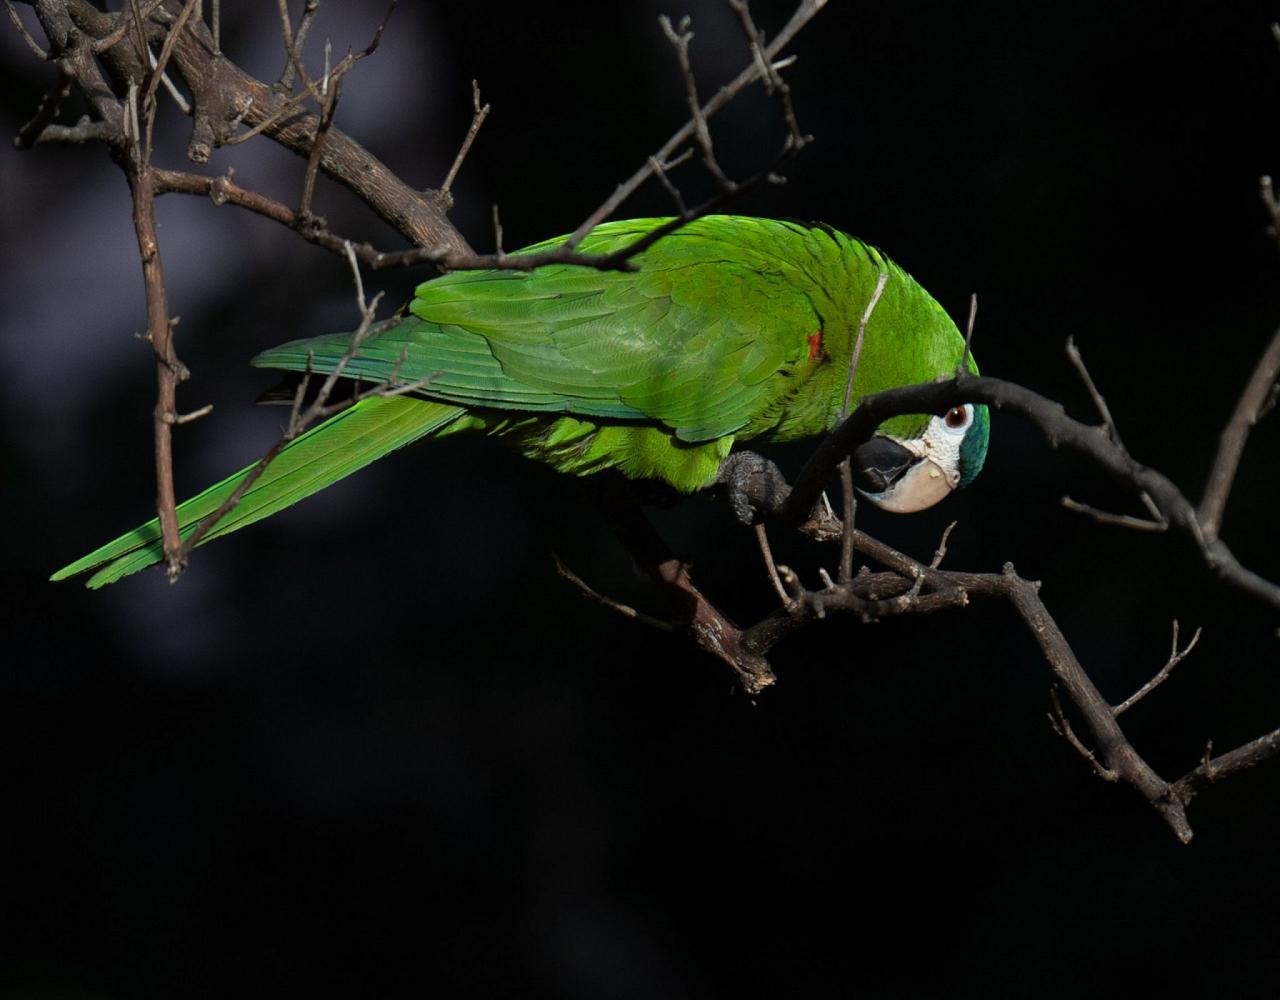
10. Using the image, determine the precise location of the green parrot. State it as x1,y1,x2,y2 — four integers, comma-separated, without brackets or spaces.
52,216,989,588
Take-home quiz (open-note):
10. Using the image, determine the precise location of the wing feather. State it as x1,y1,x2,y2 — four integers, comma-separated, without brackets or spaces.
254,217,829,441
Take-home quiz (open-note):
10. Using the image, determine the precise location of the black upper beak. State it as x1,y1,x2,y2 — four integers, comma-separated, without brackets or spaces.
851,436,918,495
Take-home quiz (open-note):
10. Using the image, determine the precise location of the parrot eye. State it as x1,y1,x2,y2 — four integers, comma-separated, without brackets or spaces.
943,405,972,432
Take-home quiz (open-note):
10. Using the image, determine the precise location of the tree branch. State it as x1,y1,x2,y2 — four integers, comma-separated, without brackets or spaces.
778,370,1280,610
1197,324,1280,539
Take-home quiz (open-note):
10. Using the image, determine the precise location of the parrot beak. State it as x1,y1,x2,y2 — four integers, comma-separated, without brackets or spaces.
852,436,955,513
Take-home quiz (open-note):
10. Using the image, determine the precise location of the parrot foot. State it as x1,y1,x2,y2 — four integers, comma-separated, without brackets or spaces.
715,450,792,524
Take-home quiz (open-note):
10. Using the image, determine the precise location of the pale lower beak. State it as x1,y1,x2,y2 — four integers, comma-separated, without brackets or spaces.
856,453,955,513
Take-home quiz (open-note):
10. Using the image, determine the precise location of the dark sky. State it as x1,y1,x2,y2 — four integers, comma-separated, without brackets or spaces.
3,2,1280,996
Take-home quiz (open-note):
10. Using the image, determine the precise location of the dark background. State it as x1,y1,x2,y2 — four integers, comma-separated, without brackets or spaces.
4,1,1280,996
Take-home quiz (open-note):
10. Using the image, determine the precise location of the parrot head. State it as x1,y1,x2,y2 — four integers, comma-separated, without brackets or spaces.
852,403,990,513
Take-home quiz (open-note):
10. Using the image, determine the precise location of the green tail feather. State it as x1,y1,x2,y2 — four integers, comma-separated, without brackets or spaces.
52,394,464,588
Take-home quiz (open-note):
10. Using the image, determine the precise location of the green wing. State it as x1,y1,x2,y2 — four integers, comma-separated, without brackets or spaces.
253,217,830,442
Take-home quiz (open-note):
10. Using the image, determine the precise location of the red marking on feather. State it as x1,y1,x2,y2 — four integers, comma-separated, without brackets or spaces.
808,329,825,361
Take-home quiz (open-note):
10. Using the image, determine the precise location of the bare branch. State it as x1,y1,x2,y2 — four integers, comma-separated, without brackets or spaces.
594,481,776,694
1198,324,1280,540
491,204,505,258
125,0,149,70
155,8,467,252
728,0,808,151
1065,336,1125,449
164,403,213,425
929,522,957,570
568,0,826,249
6,0,50,59
91,0,165,56
147,42,191,114
960,293,978,375
1172,727,1280,801
779,372,1280,611
660,14,735,192
173,242,433,562
437,80,490,207
755,523,796,609
837,460,855,584
218,87,312,146
140,0,196,118
1049,686,1118,782
125,155,184,579
156,167,655,272
298,72,342,219
26,116,117,145
1114,620,1202,716
553,554,675,632
840,268,889,419
13,65,72,149
277,0,319,92
1060,495,1168,532
27,4,127,138
648,153,689,215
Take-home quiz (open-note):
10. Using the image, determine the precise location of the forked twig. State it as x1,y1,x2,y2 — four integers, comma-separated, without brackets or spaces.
1113,621,1203,716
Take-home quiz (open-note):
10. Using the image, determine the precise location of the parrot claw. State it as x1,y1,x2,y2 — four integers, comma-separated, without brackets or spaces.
715,450,792,525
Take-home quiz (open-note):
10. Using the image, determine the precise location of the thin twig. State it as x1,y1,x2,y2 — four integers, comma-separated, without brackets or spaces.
659,14,735,192
14,65,72,149
219,87,313,146
147,43,192,115
1198,324,1280,539
164,403,214,425
151,166,641,272
141,0,198,116
175,242,433,561
567,0,826,249
5,0,49,59
840,268,889,419
126,0,150,73
1113,621,1202,716
930,522,957,569
1049,687,1119,781
92,0,166,56
1173,727,1280,800
1060,496,1169,532
278,0,319,92
438,80,490,206
491,204,505,257
728,0,808,150
298,73,342,218
1066,336,1124,449
755,523,794,608
837,460,855,584
961,293,978,375
648,154,688,215
553,554,676,632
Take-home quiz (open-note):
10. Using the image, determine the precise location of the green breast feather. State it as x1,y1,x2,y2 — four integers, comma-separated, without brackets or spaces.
52,216,988,587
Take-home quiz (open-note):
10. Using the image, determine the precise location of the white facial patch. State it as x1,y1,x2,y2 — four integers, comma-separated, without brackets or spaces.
913,405,973,488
